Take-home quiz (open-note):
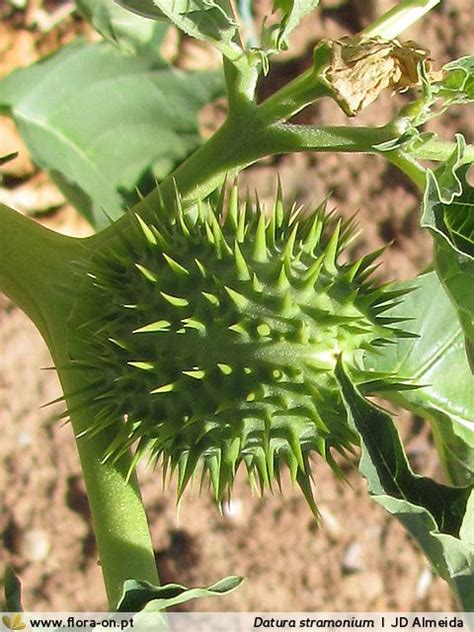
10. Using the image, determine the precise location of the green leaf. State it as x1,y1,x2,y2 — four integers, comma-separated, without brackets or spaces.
0,42,223,228
268,1,320,51
117,576,243,613
363,271,474,484
437,55,474,107
393,57,474,150
116,0,242,61
3,567,23,612
76,0,169,60
420,136,474,368
335,361,474,611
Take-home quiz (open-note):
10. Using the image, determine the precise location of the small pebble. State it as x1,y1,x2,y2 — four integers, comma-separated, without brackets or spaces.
319,505,342,542
222,498,245,523
21,529,50,561
16,432,32,447
416,566,433,600
341,541,364,574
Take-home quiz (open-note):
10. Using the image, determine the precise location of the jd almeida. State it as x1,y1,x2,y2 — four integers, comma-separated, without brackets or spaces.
390,616,464,628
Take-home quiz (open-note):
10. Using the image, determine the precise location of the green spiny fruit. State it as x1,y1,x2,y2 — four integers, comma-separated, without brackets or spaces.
71,183,410,514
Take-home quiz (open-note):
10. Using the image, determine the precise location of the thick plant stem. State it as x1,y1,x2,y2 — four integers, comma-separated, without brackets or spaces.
0,205,159,608
384,150,426,191
97,119,407,242
362,0,441,40
57,374,160,609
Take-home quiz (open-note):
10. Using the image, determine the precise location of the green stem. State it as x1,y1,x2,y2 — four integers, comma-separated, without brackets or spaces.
58,373,161,609
258,71,331,123
0,205,159,608
223,56,259,115
362,0,441,40
384,149,426,191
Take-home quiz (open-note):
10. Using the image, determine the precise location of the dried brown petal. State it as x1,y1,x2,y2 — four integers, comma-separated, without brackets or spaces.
324,36,431,116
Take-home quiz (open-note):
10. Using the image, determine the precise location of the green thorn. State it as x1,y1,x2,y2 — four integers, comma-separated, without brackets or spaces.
280,293,296,317
236,195,248,242
218,436,240,500
229,322,247,336
133,320,170,333
283,222,299,266
233,241,251,281
205,221,215,245
268,177,284,248
257,323,271,337
109,337,131,350
215,175,228,217
252,272,264,293
224,285,249,309
134,214,157,245
243,367,252,375
206,452,222,501
253,447,270,491
302,208,324,254
253,211,268,262
163,253,189,277
289,203,304,228
275,177,285,227
202,291,220,306
210,212,231,258
302,257,324,291
286,451,299,483
297,469,320,520
161,291,189,308
183,368,206,380
135,263,158,283
128,361,155,371
182,317,206,333
194,258,207,278
217,363,233,375
150,383,175,394
226,180,239,230
323,219,341,273
297,320,310,344
276,262,290,291
150,225,169,250
172,178,191,238
246,391,256,402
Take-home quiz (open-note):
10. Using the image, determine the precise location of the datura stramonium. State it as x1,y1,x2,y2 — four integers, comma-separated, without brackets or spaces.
72,185,410,513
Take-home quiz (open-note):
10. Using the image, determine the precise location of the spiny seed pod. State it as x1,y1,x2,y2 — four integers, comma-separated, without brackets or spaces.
71,183,410,514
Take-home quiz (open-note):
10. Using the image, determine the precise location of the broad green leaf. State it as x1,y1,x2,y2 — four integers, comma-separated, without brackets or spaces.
0,42,224,228
336,361,474,611
3,567,23,612
117,576,243,613
116,0,242,60
420,136,474,368
117,0,319,57
363,271,474,484
76,0,168,59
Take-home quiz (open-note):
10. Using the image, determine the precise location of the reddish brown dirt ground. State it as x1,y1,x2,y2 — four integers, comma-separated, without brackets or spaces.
1,0,472,613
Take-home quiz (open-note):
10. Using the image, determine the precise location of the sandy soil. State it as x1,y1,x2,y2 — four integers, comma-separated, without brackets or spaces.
1,0,472,613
